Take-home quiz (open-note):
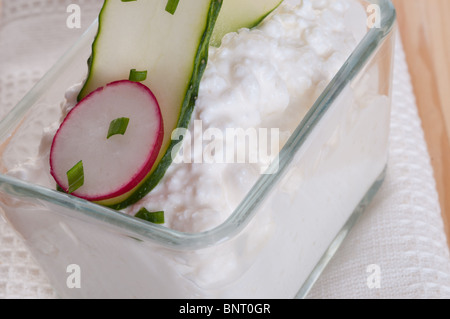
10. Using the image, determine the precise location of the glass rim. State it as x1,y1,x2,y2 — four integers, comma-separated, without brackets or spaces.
0,0,396,250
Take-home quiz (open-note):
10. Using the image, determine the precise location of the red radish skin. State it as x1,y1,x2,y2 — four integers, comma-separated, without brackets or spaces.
50,80,164,202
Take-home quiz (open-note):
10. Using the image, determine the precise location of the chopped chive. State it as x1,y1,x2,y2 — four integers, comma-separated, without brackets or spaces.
135,208,165,224
165,0,180,15
129,69,148,82
121,0,137,2
67,160,84,194
107,117,130,139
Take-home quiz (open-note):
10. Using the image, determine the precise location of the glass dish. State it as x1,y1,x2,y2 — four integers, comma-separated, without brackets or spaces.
0,0,396,298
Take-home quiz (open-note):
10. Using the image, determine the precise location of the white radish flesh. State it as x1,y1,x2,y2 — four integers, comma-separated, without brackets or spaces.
50,80,163,202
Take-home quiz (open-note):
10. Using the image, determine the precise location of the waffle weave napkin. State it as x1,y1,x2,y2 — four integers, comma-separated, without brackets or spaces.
1,0,450,299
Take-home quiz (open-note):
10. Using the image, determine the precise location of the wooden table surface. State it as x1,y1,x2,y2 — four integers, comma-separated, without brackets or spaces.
391,0,450,247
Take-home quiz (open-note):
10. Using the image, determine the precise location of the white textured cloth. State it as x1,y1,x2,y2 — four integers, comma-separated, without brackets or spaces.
1,0,450,299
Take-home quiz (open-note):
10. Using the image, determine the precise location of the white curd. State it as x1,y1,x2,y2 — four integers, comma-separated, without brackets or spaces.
4,0,369,234
125,0,369,233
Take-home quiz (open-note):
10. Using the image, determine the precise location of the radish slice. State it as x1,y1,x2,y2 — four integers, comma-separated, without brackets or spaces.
50,80,164,202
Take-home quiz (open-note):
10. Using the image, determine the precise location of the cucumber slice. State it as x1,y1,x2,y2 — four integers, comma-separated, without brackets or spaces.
210,0,283,47
78,0,222,209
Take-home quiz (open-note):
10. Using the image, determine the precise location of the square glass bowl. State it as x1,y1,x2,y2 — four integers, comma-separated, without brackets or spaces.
0,0,396,298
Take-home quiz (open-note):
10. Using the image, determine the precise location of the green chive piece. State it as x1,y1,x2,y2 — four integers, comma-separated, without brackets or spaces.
56,184,66,193
129,69,148,82
67,160,84,194
165,0,180,15
121,0,137,2
135,208,165,224
107,117,130,139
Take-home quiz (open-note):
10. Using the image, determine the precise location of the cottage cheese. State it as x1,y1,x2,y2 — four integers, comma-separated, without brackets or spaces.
124,0,369,232
4,0,368,234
